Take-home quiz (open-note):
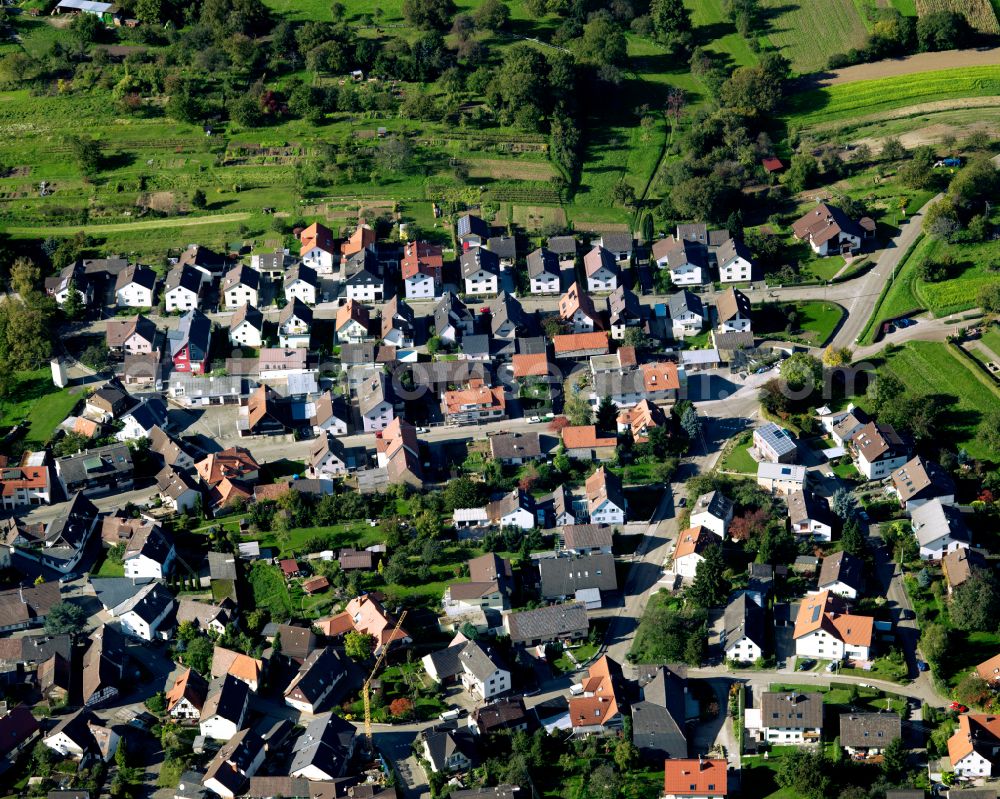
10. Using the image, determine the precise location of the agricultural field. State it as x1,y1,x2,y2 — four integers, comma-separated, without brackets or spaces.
872,341,1000,460
915,0,1000,34
785,66,1000,129
758,0,868,74
864,231,1000,340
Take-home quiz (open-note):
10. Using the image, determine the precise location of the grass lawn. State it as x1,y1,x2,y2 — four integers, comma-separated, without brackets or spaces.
831,460,860,480
721,432,757,474
785,65,1000,128
871,341,1000,460
759,0,868,74
982,323,1000,357
804,255,846,282
0,369,81,447
753,301,845,346
92,550,124,578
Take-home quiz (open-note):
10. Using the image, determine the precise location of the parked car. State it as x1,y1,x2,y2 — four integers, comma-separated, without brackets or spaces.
917,660,929,672
950,702,969,713
797,659,816,671
677,497,687,508
825,661,838,672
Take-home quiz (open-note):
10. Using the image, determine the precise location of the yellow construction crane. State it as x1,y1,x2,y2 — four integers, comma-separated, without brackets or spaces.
363,609,408,750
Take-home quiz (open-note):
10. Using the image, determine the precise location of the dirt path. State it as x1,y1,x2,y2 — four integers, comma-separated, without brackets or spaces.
0,211,252,237
798,47,1000,89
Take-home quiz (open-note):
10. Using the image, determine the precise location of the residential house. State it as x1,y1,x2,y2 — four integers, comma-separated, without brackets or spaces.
0,464,52,509
583,245,619,292
890,456,956,513
586,467,626,525
201,674,250,740
57,446,134,496
284,647,346,714
792,203,872,256
442,380,506,425
753,422,797,463
156,466,199,513
716,239,754,283
279,299,313,349
461,248,500,296
723,592,766,664
457,214,489,249
840,713,901,756
662,759,728,799
43,709,119,764
298,223,336,274
617,400,668,443
944,548,986,595
553,332,610,360
503,602,589,647
527,247,560,294
755,692,823,744
948,714,1000,777
434,292,474,345
561,525,613,555
817,551,865,599
166,668,209,723
343,250,384,303
653,238,707,286
358,373,393,432
123,523,175,580
106,315,157,355
222,265,260,309
315,594,411,653
668,290,705,338
202,729,266,799
84,381,133,422
1,492,98,574
81,624,126,707
376,418,424,489
250,249,290,280
471,698,531,737
115,264,156,308
487,291,524,341
340,220,375,259
176,244,229,286
793,591,873,661
309,392,350,436
716,288,752,334
336,300,371,344
487,235,517,269
787,491,834,542
168,310,212,374
631,667,688,762
420,726,475,774
539,552,617,608
489,432,542,465
422,638,510,701
196,447,260,486
607,285,644,340
757,462,807,495
672,526,720,580
211,647,263,692
117,581,174,641
912,498,971,561
559,283,603,334
289,712,356,780
976,653,1000,687
597,233,632,264
548,235,578,269
486,489,535,530
175,599,233,635
284,263,318,305
401,241,443,299
307,436,349,479
116,397,169,442
690,491,733,537
0,706,40,766
830,408,868,447
569,656,624,736
381,296,415,348
561,425,617,461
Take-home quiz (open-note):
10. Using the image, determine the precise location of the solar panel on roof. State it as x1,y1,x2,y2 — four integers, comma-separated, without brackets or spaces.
811,605,821,622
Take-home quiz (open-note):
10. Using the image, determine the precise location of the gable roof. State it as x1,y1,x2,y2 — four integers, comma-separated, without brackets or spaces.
673,526,717,561
761,692,823,728
460,247,500,279
716,287,751,323
631,667,688,759
107,314,157,348
166,667,209,714
505,602,588,643
569,655,623,728
561,524,613,551
818,551,864,593
667,289,703,319
583,245,618,277
115,264,156,293
891,456,955,503
527,247,560,278
168,310,211,363
724,592,765,649
539,552,617,598
562,425,616,451
585,466,625,515
299,223,335,256
839,712,901,748
663,759,728,796
911,498,970,548
792,590,873,647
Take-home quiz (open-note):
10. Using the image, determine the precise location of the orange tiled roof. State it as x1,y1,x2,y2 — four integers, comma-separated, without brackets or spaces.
561,425,616,450
949,714,1000,764
341,224,375,257
792,590,873,647
663,759,728,796
553,332,609,354
641,362,681,392
299,222,335,257
977,654,1000,684
316,594,409,645
511,353,551,379
673,526,716,560
0,466,48,497
569,655,620,728
442,384,505,415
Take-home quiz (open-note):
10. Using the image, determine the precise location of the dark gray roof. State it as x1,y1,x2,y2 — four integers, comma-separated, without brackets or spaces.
202,729,265,796
286,262,317,287
289,712,355,779
472,698,528,735
607,285,642,324
713,330,755,351
168,310,211,362
202,673,248,724
547,235,577,255
276,623,316,660
460,248,499,279
45,492,98,550
124,398,168,433
457,214,489,240
761,692,824,729
561,525,613,551
433,292,472,337
490,432,541,461
487,291,524,334
425,644,463,680
506,602,588,644
487,236,517,259
207,551,238,581
122,582,174,624
279,297,313,327
538,553,617,599
91,577,153,612
57,445,133,487
285,647,346,705
165,264,201,295
716,237,752,267
666,239,708,271
632,667,688,760
818,551,865,593
457,639,504,681
694,490,733,521
676,224,708,245
839,712,901,748
421,726,476,771
667,290,703,319
724,592,765,650
339,343,376,365
462,334,490,358
527,247,559,278
599,232,633,253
